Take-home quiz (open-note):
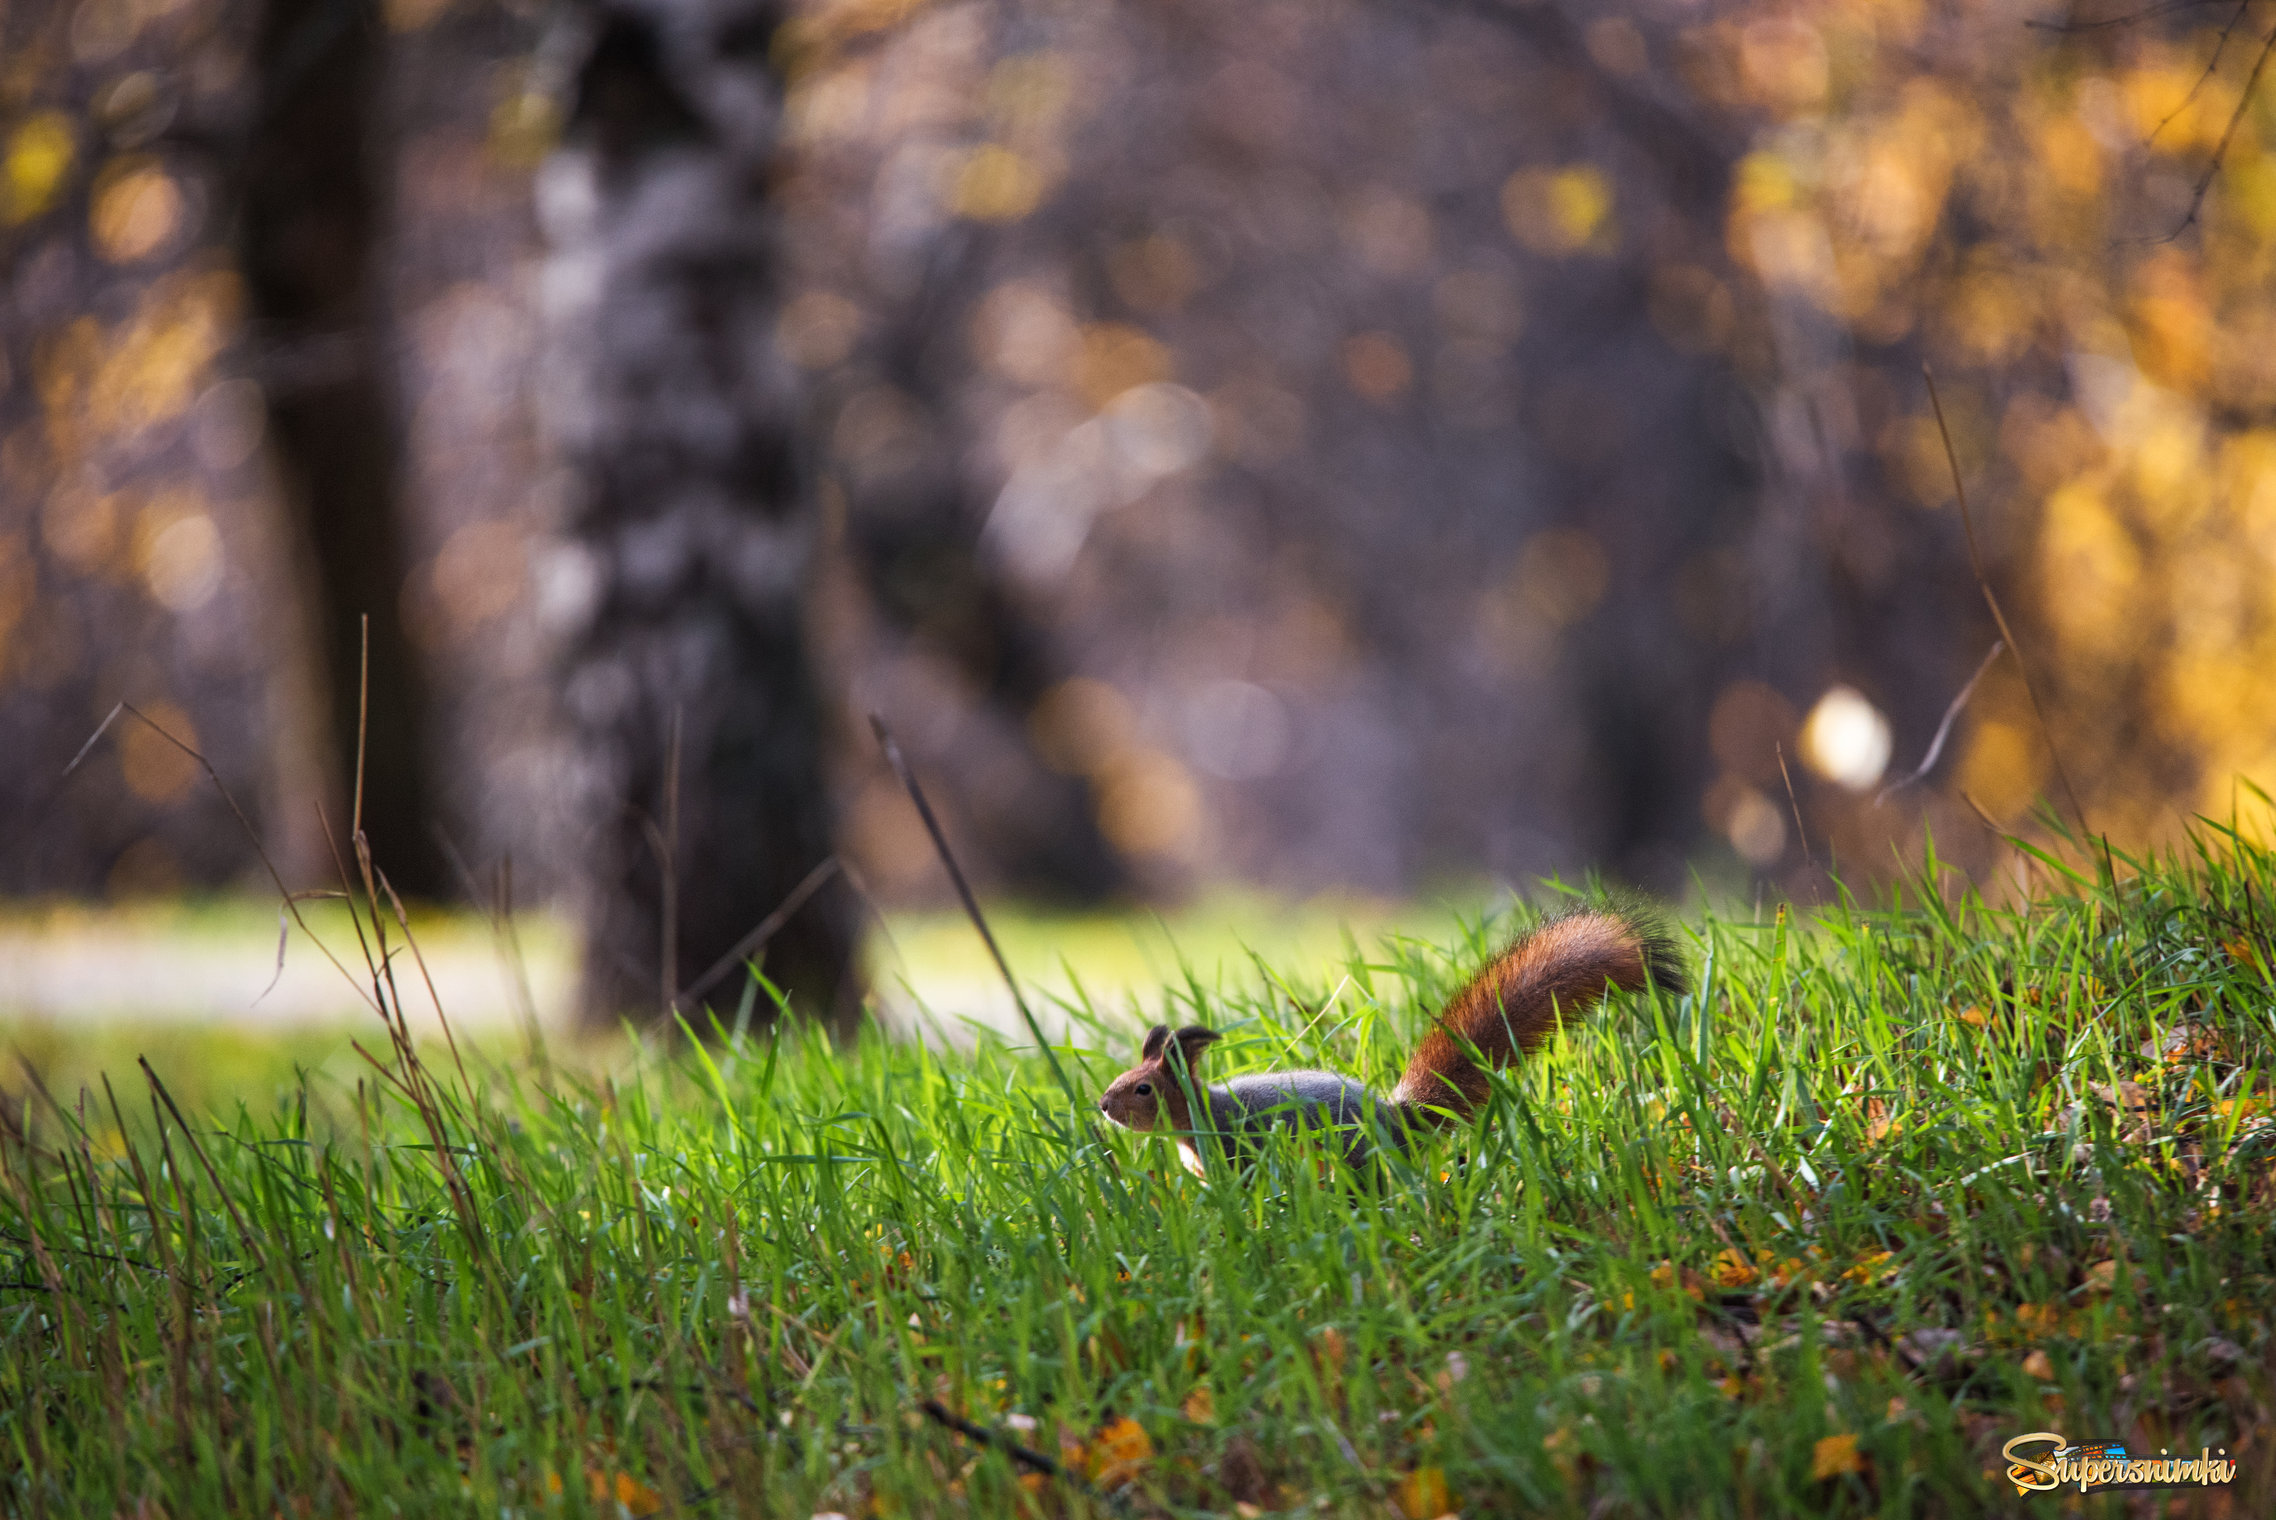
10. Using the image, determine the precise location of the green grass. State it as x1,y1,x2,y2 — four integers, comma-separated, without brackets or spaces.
6,831,2276,1518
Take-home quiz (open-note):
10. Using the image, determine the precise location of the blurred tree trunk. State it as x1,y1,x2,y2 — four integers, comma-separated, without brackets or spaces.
240,0,445,893
538,0,857,1033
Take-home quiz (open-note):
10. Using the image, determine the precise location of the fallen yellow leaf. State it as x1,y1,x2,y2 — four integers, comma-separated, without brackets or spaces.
1648,1259,1705,1300
2021,1349,2054,1380
1182,1385,1215,1423
1711,1248,1758,1288
1811,1432,1865,1479
1087,1415,1153,1487
1395,1465,1454,1519
588,1468,663,1516
1842,1250,1894,1285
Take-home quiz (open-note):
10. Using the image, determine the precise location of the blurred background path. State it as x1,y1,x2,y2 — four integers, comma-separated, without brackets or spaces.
0,892,1479,1045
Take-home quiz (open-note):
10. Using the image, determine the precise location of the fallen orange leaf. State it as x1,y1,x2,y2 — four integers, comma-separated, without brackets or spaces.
586,1468,663,1517
1087,1415,1153,1487
1811,1432,1865,1480
1395,1465,1454,1519
1842,1249,1894,1285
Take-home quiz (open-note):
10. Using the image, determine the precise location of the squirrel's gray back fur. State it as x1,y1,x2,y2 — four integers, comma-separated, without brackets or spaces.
1183,1072,1399,1174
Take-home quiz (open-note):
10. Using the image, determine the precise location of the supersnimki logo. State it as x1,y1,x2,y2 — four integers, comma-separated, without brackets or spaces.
2000,1432,2237,1495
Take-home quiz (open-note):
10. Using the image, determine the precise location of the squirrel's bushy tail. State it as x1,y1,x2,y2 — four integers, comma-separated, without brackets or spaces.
1389,903,1686,1127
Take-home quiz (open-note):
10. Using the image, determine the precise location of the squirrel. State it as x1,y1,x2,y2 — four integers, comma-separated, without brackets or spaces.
1096,904,1686,1177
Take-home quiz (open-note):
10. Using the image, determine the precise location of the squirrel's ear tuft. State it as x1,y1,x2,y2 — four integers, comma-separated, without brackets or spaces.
1140,1024,1172,1060
1169,1025,1221,1068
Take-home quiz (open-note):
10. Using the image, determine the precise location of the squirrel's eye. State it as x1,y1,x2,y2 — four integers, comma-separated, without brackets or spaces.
1134,1082,1153,1096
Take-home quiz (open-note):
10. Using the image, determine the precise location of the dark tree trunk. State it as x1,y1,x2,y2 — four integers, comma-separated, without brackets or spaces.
239,0,444,893
539,0,857,1033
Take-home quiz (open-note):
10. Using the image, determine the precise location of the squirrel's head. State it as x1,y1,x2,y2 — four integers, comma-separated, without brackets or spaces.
1097,1023,1220,1132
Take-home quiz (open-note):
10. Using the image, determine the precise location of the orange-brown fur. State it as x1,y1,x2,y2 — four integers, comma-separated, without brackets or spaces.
1391,910,1662,1118
1096,1024,1219,1138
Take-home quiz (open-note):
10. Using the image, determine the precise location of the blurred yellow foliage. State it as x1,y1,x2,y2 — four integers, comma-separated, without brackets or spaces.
1724,0,2276,832
1504,165,1615,255
1959,719,2041,820
4,113,76,225
951,144,1048,222
1072,322,1169,407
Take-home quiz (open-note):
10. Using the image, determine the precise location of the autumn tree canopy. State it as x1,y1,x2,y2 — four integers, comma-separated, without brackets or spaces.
2,0,2272,918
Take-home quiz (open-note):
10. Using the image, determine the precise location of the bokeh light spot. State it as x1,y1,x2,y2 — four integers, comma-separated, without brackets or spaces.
1342,331,1412,402
1097,748,1201,860
135,499,223,613
1030,678,1135,776
4,114,76,225
1503,165,1615,254
952,145,1046,222
1517,528,1608,628
90,159,185,264
1800,685,1893,791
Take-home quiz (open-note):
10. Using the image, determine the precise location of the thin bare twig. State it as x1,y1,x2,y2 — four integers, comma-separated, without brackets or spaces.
662,706,683,1018
1959,789,2008,837
59,703,126,779
435,833,548,1071
918,1400,1078,1482
373,864,474,1095
2152,17,2276,241
352,614,370,842
1875,640,2004,805
1775,742,1814,872
2144,0,2254,147
67,703,383,1015
252,905,290,1006
140,1059,270,1279
868,714,1078,1104
2026,0,2232,32
1922,365,2093,838
674,856,844,1014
